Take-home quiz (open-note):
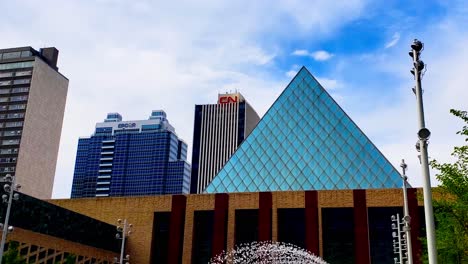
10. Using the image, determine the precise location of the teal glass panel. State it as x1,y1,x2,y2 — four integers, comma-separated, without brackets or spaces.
204,67,401,193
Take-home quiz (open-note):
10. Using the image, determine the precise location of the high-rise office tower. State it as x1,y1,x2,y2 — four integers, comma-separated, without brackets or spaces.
0,46,68,199
190,93,260,193
71,110,191,198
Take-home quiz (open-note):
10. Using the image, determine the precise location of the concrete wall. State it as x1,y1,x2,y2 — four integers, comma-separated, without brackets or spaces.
244,101,260,137
16,58,68,199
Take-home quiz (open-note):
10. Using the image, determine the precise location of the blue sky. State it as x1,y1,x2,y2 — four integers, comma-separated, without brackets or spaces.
1,0,467,198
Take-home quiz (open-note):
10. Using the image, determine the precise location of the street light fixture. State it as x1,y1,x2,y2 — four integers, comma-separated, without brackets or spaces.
0,174,20,264
409,38,438,264
115,219,132,264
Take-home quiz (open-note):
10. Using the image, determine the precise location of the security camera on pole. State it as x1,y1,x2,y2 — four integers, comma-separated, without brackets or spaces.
0,174,21,264
409,39,437,264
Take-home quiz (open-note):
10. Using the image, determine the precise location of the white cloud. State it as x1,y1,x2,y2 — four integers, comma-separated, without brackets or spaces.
285,64,301,78
316,77,340,90
292,49,309,56
311,50,334,61
291,49,334,61
385,32,401,48
275,0,367,33
0,0,367,198
286,70,298,78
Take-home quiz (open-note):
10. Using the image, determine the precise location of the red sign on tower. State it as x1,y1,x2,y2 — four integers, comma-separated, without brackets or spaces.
218,95,238,104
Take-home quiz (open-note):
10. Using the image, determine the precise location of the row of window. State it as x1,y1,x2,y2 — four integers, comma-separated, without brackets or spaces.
0,104,26,111
142,124,161,130
1,139,20,146
0,79,30,86
0,96,28,102
0,148,18,155
0,113,24,119
0,157,16,163
1,130,22,137
0,50,32,60
114,129,140,135
0,87,29,94
0,61,34,71
0,70,32,78
10,193,120,252
0,121,23,128
0,166,15,172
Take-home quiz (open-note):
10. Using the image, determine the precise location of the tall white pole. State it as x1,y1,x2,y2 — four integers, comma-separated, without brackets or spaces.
401,159,413,264
410,39,437,264
0,176,15,264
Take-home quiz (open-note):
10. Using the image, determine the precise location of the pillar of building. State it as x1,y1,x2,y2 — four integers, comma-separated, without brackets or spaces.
305,190,319,255
211,193,229,258
408,188,422,264
168,195,187,264
258,192,272,241
353,189,370,264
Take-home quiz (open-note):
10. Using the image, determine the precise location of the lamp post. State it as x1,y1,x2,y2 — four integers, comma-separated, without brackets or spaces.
0,174,20,264
115,219,132,264
409,39,437,264
400,159,413,264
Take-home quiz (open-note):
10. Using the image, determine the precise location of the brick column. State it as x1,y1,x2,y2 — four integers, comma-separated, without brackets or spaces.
408,188,422,264
353,189,370,264
168,195,186,264
211,193,229,258
258,192,272,241
305,190,319,255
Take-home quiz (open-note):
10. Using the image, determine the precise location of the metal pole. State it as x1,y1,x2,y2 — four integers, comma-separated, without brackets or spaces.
410,39,437,264
120,219,126,264
0,177,15,264
401,160,413,264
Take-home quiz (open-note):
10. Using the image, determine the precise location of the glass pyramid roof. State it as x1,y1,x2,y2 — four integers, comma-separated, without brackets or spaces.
205,67,401,193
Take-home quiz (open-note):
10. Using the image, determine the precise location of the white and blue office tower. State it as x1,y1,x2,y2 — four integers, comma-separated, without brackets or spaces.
71,110,190,198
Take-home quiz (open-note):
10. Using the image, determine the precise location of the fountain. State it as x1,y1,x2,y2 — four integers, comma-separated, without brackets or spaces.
209,241,328,264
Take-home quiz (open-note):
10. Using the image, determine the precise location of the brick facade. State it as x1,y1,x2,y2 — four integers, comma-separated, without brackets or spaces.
51,188,424,264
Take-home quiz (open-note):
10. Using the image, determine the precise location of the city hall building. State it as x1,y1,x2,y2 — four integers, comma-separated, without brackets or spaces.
51,189,425,264
1,67,426,263
204,67,402,193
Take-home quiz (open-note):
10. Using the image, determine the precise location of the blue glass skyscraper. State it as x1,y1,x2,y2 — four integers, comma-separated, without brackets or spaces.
71,110,190,198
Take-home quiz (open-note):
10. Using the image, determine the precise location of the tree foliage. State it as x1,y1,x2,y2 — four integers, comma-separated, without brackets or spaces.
429,109,468,264
61,254,77,264
1,241,26,264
